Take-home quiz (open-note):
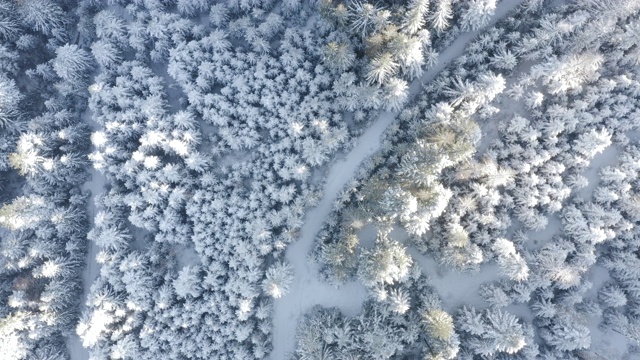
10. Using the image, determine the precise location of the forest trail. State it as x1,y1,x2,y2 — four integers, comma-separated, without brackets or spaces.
270,0,526,358
66,109,106,360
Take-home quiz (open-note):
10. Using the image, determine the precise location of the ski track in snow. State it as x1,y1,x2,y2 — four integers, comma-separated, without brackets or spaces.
271,1,525,358
66,110,105,360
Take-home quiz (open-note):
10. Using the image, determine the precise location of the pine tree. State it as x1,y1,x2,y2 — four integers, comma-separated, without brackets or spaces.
423,309,455,340
91,40,122,68
0,74,22,129
430,0,453,33
483,308,526,355
174,265,202,299
402,0,429,35
18,0,65,36
323,42,355,72
366,52,399,85
349,1,385,38
262,261,294,299
460,0,496,32
534,53,604,94
456,306,485,336
358,234,412,287
388,288,410,314
0,312,29,360
540,318,590,352
573,127,611,159
209,4,229,27
176,0,209,17
53,44,93,82
492,238,529,282
93,10,127,43
599,283,627,308
0,196,49,231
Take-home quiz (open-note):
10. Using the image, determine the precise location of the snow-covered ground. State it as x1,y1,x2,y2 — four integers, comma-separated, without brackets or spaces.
575,145,619,202
406,245,502,311
66,110,105,360
270,1,525,358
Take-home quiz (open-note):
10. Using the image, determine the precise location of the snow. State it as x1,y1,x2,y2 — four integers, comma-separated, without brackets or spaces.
583,266,632,356
66,109,106,360
270,1,525,358
388,225,503,312
408,247,503,311
525,212,562,250
575,144,619,202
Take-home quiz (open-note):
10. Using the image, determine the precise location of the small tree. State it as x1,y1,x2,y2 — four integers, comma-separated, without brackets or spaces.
388,288,410,314
599,283,627,308
492,238,529,282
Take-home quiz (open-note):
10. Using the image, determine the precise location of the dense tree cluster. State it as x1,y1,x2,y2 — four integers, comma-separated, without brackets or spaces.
307,0,640,358
316,0,504,112
295,271,461,359
0,0,94,358
1,0,640,358
77,0,391,358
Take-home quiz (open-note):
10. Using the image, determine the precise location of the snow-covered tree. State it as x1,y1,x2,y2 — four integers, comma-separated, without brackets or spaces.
53,44,93,82
388,288,411,314
599,283,627,308
174,265,202,299
492,238,529,282
456,307,526,356
18,0,65,36
366,52,399,85
461,0,496,31
430,0,453,32
176,0,209,17
349,1,386,38
423,309,455,340
91,40,121,68
484,308,526,355
358,234,412,287
0,196,49,231
0,74,22,129
540,317,590,352
323,42,355,72
573,127,611,158
402,0,429,35
263,261,294,299
533,53,603,94
382,77,409,111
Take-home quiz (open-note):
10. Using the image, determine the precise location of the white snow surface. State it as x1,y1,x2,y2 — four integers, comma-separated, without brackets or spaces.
66,110,105,360
271,1,525,358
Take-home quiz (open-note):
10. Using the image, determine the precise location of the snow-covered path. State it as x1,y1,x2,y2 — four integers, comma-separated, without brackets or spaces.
66,110,105,360
271,1,525,358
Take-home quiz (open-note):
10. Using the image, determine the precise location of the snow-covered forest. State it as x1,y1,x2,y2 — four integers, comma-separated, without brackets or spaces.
1,0,640,359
